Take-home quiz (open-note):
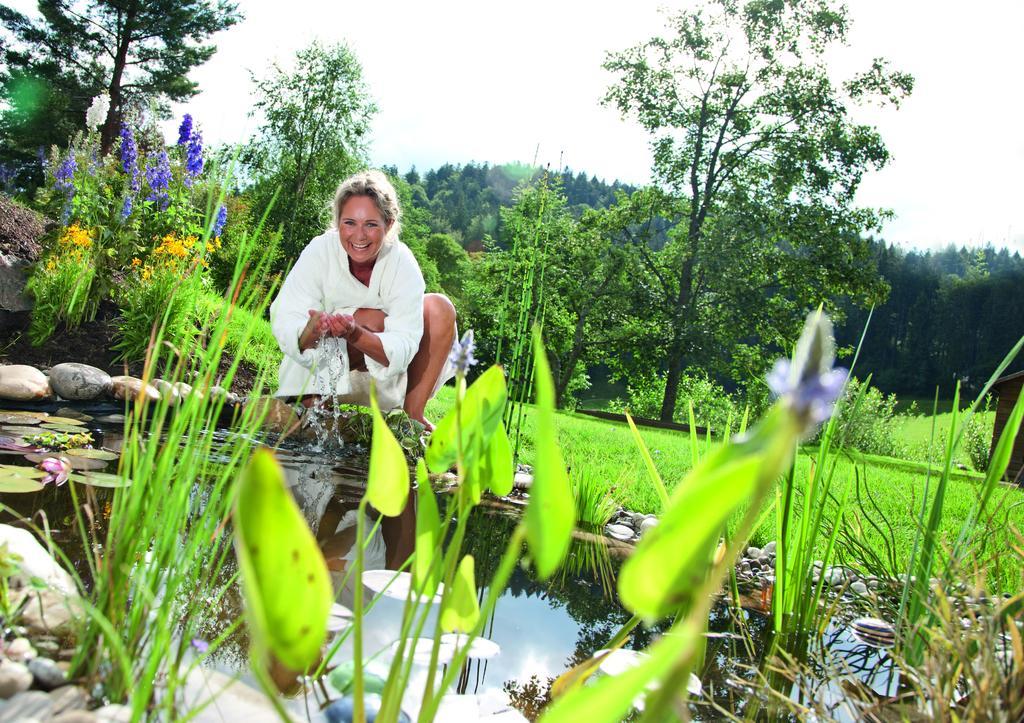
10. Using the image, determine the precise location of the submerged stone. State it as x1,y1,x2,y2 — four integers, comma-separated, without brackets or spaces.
851,617,896,648
48,363,111,401
325,693,410,723
0,365,50,401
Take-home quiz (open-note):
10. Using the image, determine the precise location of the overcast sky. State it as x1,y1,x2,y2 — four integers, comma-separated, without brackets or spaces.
12,0,1024,251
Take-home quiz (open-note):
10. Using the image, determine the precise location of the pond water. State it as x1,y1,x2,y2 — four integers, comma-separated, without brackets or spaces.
0,401,905,721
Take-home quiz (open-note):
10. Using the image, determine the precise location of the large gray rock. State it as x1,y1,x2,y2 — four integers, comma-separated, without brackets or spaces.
0,690,53,719
0,365,50,401
0,660,32,699
110,375,159,403
0,525,75,595
0,261,32,312
48,363,112,401
27,657,66,690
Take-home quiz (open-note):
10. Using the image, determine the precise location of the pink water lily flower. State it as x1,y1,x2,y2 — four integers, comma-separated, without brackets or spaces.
37,457,71,486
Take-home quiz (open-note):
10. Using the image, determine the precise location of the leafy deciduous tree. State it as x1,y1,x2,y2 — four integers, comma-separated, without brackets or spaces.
243,40,375,262
603,0,913,420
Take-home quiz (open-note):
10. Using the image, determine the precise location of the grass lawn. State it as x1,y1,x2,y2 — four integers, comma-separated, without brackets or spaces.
426,383,1024,591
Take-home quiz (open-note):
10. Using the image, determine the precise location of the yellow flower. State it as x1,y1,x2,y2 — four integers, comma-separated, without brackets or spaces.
131,257,141,267
59,223,93,249
141,265,153,281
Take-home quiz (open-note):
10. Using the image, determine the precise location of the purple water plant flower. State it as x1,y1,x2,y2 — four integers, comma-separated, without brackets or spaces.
448,329,477,375
212,204,227,237
190,638,209,653
36,457,71,486
177,114,193,146
767,312,847,434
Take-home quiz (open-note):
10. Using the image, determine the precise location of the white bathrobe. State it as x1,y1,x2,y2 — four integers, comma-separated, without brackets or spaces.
269,231,425,410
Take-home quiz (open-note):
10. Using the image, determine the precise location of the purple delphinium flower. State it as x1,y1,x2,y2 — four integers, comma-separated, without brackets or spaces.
53,153,76,192
184,129,203,185
177,114,194,146
145,150,172,209
212,204,227,237
121,195,134,220
766,312,848,434
190,638,209,654
37,457,71,486
448,329,477,375
119,124,140,190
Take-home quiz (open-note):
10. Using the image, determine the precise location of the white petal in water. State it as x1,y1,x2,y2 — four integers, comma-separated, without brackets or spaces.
361,569,445,604
596,649,701,696
596,648,646,676
439,633,501,660
388,637,456,666
326,603,353,632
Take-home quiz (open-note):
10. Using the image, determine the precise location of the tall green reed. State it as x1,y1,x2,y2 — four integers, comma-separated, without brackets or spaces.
495,172,557,460
68,195,282,715
540,310,847,722
897,334,1024,664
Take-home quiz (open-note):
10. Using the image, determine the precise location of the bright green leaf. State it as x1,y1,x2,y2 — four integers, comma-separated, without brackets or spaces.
426,365,507,473
76,471,132,488
0,465,45,493
482,423,513,497
235,447,332,671
524,329,573,580
366,387,409,517
440,555,480,634
414,460,441,595
618,447,760,620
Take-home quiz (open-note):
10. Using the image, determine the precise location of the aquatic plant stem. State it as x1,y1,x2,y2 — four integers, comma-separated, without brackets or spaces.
419,524,526,722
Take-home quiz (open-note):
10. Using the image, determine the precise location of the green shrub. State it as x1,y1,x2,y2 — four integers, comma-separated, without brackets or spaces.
111,232,206,361
827,376,908,459
962,397,994,471
608,368,739,433
25,223,99,342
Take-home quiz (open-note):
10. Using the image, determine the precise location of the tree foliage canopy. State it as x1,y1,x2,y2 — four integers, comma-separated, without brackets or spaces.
0,0,241,168
603,0,913,419
242,40,375,262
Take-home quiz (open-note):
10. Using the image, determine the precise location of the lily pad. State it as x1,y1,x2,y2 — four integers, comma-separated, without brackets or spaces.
45,416,86,426
388,637,456,666
41,423,93,434
0,410,48,419
64,448,118,461
0,465,46,492
0,426,49,437
24,453,107,471
54,409,92,422
440,633,501,660
362,569,444,604
75,471,132,488
0,414,42,426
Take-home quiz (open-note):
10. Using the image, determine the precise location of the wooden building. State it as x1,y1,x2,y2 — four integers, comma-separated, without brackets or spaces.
991,371,1024,483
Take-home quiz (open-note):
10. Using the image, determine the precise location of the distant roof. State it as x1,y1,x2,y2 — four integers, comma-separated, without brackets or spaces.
994,370,1024,386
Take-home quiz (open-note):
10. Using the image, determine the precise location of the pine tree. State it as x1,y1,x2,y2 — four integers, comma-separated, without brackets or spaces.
0,0,241,176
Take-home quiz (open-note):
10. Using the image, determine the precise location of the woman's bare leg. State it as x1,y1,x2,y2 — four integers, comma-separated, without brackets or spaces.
404,293,456,430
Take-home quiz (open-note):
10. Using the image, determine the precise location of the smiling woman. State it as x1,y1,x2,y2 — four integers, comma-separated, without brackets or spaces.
269,170,457,428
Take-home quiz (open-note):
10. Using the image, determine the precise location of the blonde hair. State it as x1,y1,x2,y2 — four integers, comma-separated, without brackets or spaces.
330,169,401,243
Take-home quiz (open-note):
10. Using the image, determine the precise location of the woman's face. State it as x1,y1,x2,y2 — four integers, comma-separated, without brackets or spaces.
339,195,390,264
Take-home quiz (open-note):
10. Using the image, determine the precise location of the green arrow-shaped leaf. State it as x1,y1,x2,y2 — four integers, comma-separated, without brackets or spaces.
524,329,573,580
235,447,332,671
366,387,409,517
